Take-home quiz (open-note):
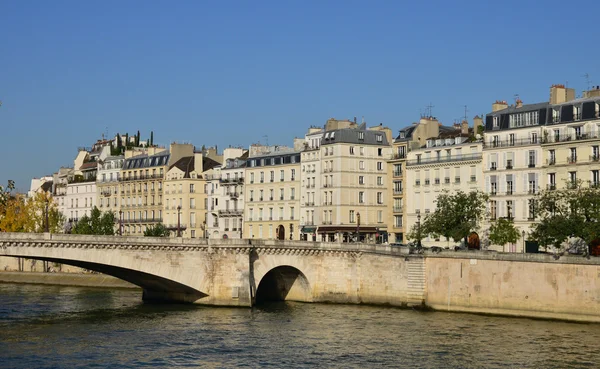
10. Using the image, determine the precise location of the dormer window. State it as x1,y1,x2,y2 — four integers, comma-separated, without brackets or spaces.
330,132,335,140
400,132,405,138
553,108,561,123
376,134,382,142
358,132,364,140
325,133,330,140
574,105,582,121
493,116,499,128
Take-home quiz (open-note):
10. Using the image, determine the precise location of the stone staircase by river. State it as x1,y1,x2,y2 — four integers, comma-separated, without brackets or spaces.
406,258,426,306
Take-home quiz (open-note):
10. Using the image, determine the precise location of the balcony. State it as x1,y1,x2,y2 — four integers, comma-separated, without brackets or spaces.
484,137,539,149
547,158,556,165
393,190,403,195
567,156,577,164
590,155,600,162
407,153,481,166
393,206,403,213
543,133,597,143
506,190,513,195
528,163,536,168
393,171,402,177
490,164,497,171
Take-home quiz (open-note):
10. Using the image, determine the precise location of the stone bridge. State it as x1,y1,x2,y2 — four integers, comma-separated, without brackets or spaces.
0,233,426,307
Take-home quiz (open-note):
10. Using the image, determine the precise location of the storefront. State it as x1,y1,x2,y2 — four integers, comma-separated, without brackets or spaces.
300,226,318,241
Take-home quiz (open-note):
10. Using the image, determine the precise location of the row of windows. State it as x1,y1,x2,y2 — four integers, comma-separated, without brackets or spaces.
247,154,300,168
247,207,296,221
248,169,296,183
248,188,296,202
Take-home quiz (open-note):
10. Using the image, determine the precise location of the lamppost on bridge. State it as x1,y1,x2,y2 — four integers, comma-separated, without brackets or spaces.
118,210,123,236
44,193,50,233
177,205,182,237
522,229,526,254
416,212,422,249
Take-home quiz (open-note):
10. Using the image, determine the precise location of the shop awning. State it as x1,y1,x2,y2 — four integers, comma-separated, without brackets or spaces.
301,226,317,233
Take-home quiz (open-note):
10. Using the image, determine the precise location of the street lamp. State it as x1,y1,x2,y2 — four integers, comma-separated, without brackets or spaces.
118,210,123,235
522,230,526,254
417,212,422,248
44,193,50,233
177,205,182,237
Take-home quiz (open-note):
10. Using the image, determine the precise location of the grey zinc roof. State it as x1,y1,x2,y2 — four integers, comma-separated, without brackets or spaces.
321,128,389,146
551,95,600,107
395,125,417,142
488,101,549,116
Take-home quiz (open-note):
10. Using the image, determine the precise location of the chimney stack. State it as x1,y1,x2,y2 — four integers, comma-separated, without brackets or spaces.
492,100,508,112
473,116,483,135
549,84,575,104
461,120,469,135
516,98,523,108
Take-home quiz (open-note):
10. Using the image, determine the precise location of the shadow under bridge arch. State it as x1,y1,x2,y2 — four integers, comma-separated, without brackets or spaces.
255,265,311,304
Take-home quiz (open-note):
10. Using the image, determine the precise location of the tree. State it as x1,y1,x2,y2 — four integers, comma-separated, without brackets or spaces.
489,218,520,250
0,180,15,207
416,190,488,245
150,131,154,146
125,133,130,149
135,130,140,146
23,192,65,233
0,193,28,232
72,206,115,235
144,223,171,237
531,180,600,249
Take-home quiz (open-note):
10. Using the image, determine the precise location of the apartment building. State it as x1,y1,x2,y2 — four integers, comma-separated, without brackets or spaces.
96,155,124,215
387,132,408,243
204,148,245,239
244,146,301,240
405,117,483,247
299,127,323,240
541,87,600,191
215,151,247,239
64,148,100,227
315,119,393,243
164,150,221,238
119,146,170,235
484,98,545,247
482,84,600,251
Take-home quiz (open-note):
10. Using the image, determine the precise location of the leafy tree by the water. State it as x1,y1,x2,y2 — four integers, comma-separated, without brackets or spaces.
0,180,15,207
73,207,117,235
0,193,28,232
409,190,488,245
144,223,171,237
24,192,65,233
72,206,116,235
489,218,520,248
531,180,600,249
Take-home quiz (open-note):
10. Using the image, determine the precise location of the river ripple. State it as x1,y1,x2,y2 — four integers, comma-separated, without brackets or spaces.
1,283,599,368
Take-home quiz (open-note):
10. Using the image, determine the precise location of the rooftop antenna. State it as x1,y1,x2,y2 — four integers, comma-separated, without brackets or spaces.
513,94,520,104
463,105,469,121
262,135,269,146
583,73,592,91
426,102,435,118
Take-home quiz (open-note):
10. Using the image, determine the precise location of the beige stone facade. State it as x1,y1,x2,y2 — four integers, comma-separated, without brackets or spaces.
387,139,407,243
315,121,392,243
244,147,301,240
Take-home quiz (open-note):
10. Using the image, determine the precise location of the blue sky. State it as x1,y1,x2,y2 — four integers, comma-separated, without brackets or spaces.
1,0,598,191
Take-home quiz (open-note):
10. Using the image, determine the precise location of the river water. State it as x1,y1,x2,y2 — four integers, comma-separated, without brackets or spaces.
1,283,599,368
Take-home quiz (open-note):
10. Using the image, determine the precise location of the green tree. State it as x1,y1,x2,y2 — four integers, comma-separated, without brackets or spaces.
72,206,115,235
531,180,600,249
150,131,154,146
144,223,171,237
489,218,521,250
416,190,488,245
135,130,140,146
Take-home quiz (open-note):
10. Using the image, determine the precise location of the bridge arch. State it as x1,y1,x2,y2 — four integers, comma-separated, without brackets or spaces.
255,265,311,304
